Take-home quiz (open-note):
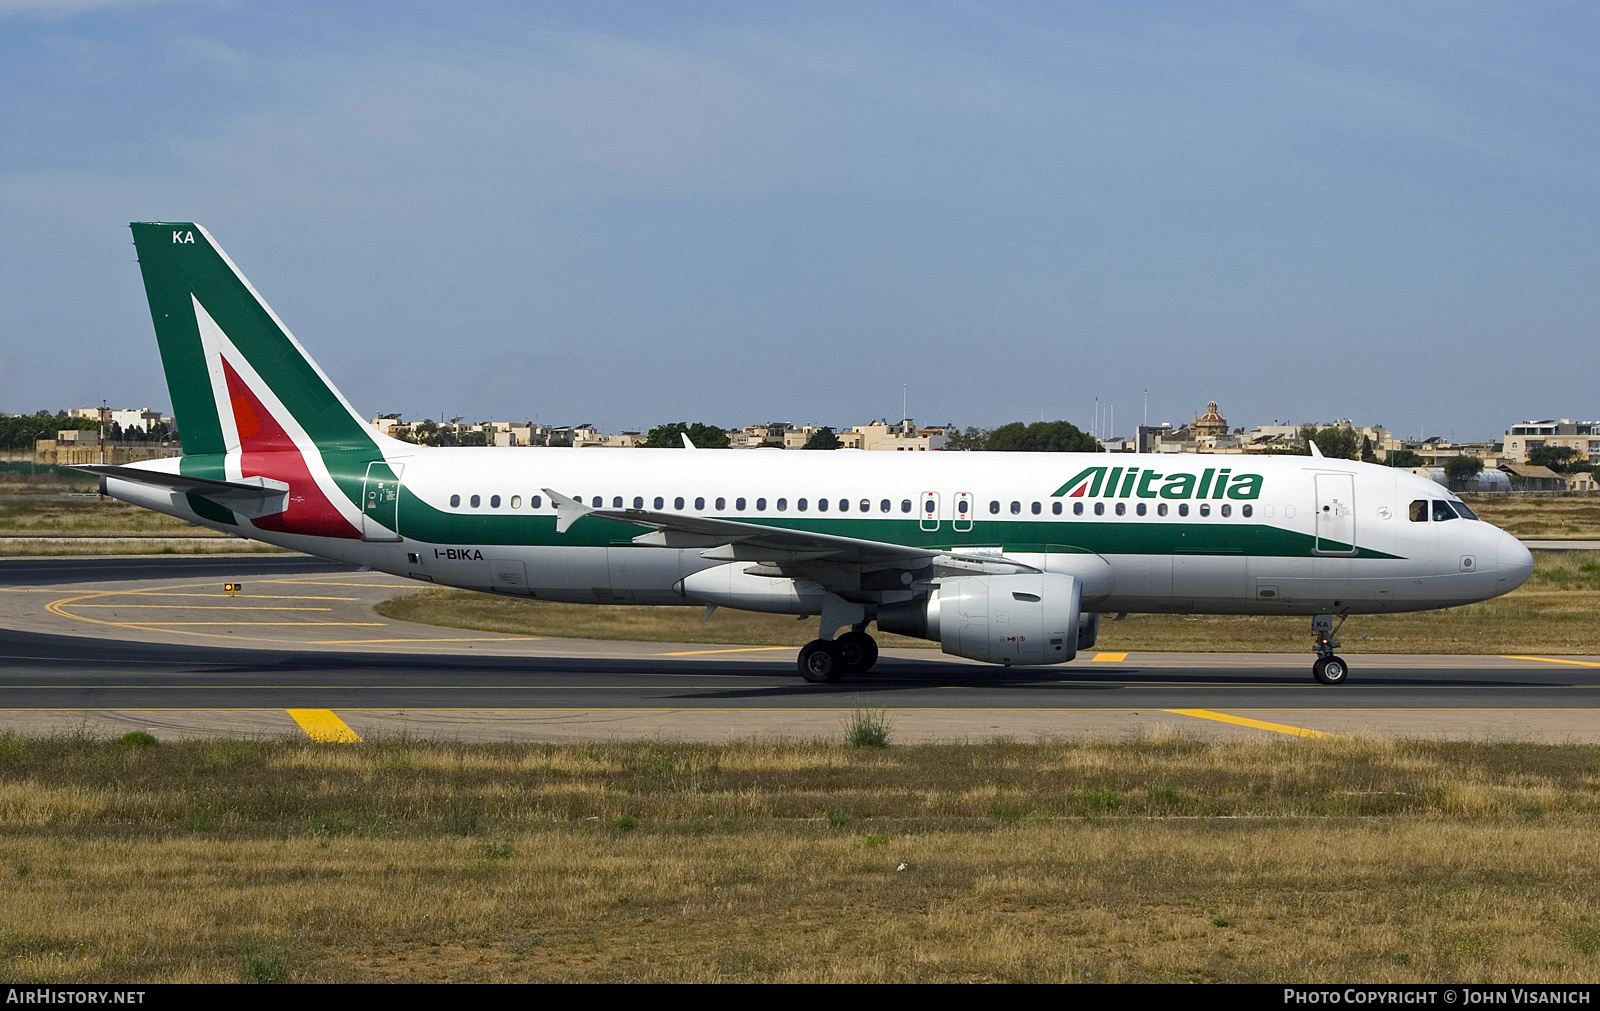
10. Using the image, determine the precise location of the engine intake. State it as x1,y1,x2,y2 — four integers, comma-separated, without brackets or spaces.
879,572,1083,665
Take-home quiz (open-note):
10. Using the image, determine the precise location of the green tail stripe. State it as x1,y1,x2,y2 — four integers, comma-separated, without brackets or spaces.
129,223,379,498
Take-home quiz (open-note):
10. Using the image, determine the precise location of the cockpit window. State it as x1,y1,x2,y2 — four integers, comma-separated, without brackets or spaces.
1409,499,1429,522
1450,500,1478,520
1432,500,1457,522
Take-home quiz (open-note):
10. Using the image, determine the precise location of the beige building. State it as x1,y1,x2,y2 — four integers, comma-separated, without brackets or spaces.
1502,420,1600,466
840,419,946,452
36,429,180,466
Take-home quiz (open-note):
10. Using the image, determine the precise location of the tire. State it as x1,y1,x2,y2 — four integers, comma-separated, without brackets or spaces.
834,631,879,673
798,640,844,683
1312,655,1349,685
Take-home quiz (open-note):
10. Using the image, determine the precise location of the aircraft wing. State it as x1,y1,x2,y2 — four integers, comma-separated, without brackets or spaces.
543,488,1037,573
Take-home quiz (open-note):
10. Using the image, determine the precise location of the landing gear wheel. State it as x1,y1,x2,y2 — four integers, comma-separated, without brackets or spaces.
1312,655,1349,685
798,639,844,683
834,631,879,673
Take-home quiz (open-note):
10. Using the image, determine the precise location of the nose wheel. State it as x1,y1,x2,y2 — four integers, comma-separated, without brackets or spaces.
1310,613,1349,686
1312,655,1348,685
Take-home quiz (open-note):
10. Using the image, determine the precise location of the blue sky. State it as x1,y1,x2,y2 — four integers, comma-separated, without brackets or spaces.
1,1,1595,441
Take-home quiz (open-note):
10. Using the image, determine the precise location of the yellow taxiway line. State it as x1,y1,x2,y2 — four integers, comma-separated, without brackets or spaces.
1505,655,1600,668
656,646,796,656
1092,652,1128,662
1164,709,1331,738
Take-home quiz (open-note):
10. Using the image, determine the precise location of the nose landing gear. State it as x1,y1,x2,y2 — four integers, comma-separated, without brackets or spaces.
1311,613,1349,685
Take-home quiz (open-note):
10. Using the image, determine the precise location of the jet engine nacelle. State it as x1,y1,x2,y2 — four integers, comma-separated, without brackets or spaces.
879,572,1082,666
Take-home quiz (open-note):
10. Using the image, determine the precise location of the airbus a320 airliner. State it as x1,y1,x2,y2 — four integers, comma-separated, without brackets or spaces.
86,223,1534,685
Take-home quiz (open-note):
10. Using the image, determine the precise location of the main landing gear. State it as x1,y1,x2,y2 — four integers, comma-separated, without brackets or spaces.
798,628,879,683
1311,613,1349,685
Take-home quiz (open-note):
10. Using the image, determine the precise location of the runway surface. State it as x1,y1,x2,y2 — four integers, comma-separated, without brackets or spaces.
0,554,1596,743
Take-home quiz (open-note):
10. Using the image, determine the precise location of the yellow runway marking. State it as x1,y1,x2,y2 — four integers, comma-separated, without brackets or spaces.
656,646,795,656
95,592,360,601
75,605,334,611
1092,652,1128,662
286,709,362,743
306,637,540,644
119,622,384,627
1505,655,1600,668
1164,709,1331,738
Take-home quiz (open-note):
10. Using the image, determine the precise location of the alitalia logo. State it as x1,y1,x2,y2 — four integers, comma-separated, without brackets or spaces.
1052,465,1262,500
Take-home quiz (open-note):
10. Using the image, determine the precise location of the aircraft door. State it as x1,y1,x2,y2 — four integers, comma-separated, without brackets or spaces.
920,491,940,532
361,462,404,542
953,492,973,532
1314,473,1357,555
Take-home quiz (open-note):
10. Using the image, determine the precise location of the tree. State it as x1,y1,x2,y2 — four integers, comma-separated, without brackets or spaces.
1385,449,1425,468
943,426,989,451
644,422,731,449
979,421,1102,453
802,426,842,450
1299,425,1360,460
1444,455,1484,487
1528,445,1581,472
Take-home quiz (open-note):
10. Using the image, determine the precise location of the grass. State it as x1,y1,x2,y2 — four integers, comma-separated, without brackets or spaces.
380,550,1600,654
1464,494,1600,540
4,732,1600,981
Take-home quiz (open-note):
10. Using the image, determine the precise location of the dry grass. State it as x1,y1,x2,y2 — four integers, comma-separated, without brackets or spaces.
1464,495,1600,540
3,733,1600,982
381,551,1600,654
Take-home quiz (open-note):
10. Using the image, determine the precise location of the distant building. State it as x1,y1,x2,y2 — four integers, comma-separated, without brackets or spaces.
36,429,180,466
68,407,168,433
839,419,946,452
1502,420,1600,465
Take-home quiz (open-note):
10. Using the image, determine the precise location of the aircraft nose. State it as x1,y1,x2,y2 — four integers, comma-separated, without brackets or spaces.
1496,530,1534,593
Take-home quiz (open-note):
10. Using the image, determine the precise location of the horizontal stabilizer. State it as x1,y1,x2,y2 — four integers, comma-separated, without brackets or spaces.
79,465,289,505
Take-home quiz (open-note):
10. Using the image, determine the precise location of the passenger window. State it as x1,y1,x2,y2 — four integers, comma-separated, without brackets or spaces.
613,496,623,508
490,495,501,508
735,498,746,511
592,496,603,507
1010,501,1021,514
511,495,522,509
816,498,827,512
674,497,685,510
1071,502,1081,516
862,500,871,512
1157,502,1167,517
470,494,481,508
840,499,850,512
1115,502,1126,516
531,495,542,509
901,500,912,513
1136,503,1147,516
1177,503,1187,517
634,496,644,509
715,497,725,511
1242,504,1253,518
654,496,665,509
1409,499,1428,522
1053,502,1063,515
1199,503,1209,517
777,498,788,512
1094,502,1104,516
925,500,935,514
1431,500,1457,522
1221,504,1231,517
880,500,890,512
757,498,767,511
694,497,705,510
798,498,809,512
450,494,461,508
958,499,969,515
1031,502,1041,515
989,500,1000,514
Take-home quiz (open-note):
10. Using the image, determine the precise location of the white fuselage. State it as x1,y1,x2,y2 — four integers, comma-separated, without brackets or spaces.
105,447,1534,620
